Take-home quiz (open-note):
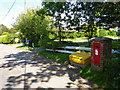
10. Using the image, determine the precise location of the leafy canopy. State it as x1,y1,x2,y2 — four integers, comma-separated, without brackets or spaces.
14,9,52,46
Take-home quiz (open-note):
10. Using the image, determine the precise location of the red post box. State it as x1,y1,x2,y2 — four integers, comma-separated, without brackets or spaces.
91,37,112,71
93,42,101,66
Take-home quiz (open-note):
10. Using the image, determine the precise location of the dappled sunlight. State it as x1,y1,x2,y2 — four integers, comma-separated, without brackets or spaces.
0,47,93,88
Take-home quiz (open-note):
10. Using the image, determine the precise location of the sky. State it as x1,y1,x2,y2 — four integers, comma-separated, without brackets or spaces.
0,0,42,29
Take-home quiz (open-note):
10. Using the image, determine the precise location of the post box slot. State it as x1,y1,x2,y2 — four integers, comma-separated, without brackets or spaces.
93,42,101,66
95,46,99,48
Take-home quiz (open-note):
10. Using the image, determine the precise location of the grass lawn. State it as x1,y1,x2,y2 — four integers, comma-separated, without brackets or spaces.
61,37,88,42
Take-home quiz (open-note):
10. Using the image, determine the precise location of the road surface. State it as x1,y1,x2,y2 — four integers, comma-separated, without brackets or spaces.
0,44,93,89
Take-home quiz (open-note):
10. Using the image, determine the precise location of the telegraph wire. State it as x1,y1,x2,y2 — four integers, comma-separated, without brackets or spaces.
1,0,17,23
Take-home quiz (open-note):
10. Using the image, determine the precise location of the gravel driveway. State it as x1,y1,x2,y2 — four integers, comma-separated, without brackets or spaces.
0,44,94,89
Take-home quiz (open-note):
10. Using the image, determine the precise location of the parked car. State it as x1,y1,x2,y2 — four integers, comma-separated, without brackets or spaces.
116,29,120,36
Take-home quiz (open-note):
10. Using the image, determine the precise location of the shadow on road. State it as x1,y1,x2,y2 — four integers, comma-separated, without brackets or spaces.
0,48,93,89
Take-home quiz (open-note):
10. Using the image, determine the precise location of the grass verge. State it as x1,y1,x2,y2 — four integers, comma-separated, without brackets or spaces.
37,50,120,88
8,43,22,46
78,53,120,88
37,50,70,64
112,41,120,50
17,46,34,50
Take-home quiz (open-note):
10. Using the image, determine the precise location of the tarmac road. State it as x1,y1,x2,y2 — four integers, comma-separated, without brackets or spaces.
0,44,93,89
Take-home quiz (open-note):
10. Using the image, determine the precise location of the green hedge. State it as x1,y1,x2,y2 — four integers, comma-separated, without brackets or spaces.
61,31,85,39
108,30,116,36
99,29,108,37
2,35,12,44
49,29,116,40
0,34,20,44
0,36,3,43
99,29,116,37
0,35,6,43
2,32,9,35
38,37,65,50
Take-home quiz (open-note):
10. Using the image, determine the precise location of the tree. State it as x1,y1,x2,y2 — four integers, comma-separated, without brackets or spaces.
85,22,98,46
42,2,68,42
96,2,120,28
80,2,120,28
0,24,9,35
14,9,51,46
8,27,18,34
41,1,120,43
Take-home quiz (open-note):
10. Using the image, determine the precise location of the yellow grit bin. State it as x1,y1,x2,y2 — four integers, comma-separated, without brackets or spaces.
69,51,91,67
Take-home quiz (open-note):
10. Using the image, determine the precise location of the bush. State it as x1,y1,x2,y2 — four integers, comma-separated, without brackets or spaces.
104,58,120,88
1,34,19,44
108,30,116,36
48,31,57,40
2,35,13,44
61,31,85,39
0,36,3,43
38,37,51,49
38,37,65,50
99,29,108,37
79,58,120,88
2,32,9,35
85,22,98,39
73,32,78,39
77,32,85,37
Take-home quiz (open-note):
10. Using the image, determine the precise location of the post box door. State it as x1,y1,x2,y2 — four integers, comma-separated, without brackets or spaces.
93,42,101,66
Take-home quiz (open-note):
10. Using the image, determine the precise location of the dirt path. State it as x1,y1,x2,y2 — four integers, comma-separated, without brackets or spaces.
0,44,94,89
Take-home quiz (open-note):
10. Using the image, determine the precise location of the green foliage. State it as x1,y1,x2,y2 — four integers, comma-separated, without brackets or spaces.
38,37,65,50
61,31,85,39
38,37,52,49
104,59,120,88
112,41,120,50
2,35,11,44
99,29,108,37
0,34,19,44
42,2,120,38
73,32,85,38
77,32,85,37
42,2,66,42
108,30,116,36
37,50,69,64
14,9,52,46
79,58,120,88
2,32,9,35
73,32,78,39
8,28,18,34
99,29,116,37
85,22,98,41
17,46,34,50
0,24,9,33
0,36,3,43
48,31,57,40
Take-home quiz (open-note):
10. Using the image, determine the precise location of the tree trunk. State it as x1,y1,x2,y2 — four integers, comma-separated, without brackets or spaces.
58,21,61,42
88,37,91,47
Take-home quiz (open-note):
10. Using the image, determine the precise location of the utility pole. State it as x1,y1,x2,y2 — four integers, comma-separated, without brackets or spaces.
24,0,27,89
24,0,27,13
